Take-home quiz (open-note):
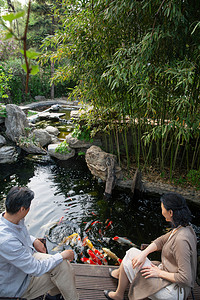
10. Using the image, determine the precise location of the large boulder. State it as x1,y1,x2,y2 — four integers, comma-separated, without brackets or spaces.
0,146,18,163
85,145,122,181
65,133,102,151
0,135,6,146
17,136,46,154
5,104,29,142
30,129,52,147
45,126,60,136
48,143,75,160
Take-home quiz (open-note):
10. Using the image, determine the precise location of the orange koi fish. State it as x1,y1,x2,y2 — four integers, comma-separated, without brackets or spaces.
93,248,108,265
87,249,102,265
91,212,97,216
81,257,96,265
82,236,88,246
105,221,113,230
91,220,102,226
85,220,102,233
118,258,122,264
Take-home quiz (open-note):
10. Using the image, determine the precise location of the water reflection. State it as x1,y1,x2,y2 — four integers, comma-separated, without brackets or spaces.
0,155,200,264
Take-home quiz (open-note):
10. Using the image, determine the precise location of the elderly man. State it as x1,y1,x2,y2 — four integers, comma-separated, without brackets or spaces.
0,186,79,300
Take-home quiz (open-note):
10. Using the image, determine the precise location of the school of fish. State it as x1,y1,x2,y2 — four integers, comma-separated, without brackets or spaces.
49,216,137,266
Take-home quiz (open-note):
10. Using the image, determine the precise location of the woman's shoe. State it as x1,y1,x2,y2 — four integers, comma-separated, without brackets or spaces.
104,290,125,300
104,290,114,300
109,268,119,280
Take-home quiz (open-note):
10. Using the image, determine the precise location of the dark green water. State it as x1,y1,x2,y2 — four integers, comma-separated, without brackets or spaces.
0,154,199,264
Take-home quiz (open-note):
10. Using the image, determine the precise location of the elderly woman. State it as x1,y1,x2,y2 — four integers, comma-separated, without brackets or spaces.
104,193,197,300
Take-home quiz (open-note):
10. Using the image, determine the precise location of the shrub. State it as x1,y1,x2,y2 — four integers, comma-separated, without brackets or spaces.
0,65,12,101
55,141,71,154
187,170,200,190
2,59,76,103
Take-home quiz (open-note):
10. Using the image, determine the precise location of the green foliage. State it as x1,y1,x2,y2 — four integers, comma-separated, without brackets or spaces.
0,3,41,93
27,0,55,50
18,135,40,147
40,0,200,178
0,65,12,100
72,124,93,143
55,140,70,154
27,111,37,116
24,127,32,134
173,176,187,186
2,11,25,23
78,151,85,156
0,31,18,61
187,170,200,190
0,59,71,103
0,103,6,118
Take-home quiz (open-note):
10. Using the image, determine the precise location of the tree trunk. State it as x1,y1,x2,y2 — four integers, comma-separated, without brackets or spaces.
50,61,55,99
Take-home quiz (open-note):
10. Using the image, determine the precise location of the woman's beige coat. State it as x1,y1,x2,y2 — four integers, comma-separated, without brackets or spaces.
128,226,197,300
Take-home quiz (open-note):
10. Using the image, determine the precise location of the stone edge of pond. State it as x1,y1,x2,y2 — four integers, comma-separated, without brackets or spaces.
19,99,81,110
117,179,200,205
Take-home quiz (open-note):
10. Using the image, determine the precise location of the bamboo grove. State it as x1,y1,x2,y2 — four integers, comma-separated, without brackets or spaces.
41,0,200,180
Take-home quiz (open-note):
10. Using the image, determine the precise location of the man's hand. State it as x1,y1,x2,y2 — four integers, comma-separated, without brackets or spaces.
33,239,47,253
60,249,74,261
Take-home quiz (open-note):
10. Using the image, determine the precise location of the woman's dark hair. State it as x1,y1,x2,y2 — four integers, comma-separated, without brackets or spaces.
6,186,34,214
160,192,192,227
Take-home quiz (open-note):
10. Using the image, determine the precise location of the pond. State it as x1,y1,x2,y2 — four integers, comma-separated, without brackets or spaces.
0,154,200,265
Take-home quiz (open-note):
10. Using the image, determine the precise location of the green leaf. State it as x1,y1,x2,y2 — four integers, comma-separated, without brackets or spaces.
30,65,39,75
20,50,40,59
4,32,13,40
2,11,25,22
26,50,40,59
21,64,27,72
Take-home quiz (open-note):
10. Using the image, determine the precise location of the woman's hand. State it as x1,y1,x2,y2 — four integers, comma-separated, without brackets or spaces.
140,263,161,278
61,249,74,261
132,252,147,269
33,239,47,253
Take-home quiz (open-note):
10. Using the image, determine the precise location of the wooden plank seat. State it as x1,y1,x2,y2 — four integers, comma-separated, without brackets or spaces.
73,264,129,300
0,264,199,300
73,264,200,300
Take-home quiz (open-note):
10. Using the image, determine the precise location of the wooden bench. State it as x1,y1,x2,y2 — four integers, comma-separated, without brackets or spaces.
0,263,199,300
72,264,200,300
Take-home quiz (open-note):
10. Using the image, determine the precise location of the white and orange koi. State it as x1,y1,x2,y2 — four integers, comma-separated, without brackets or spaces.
81,257,96,265
112,236,138,248
52,233,79,251
87,249,102,265
93,248,108,265
102,247,121,264
105,221,113,230
82,236,89,246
